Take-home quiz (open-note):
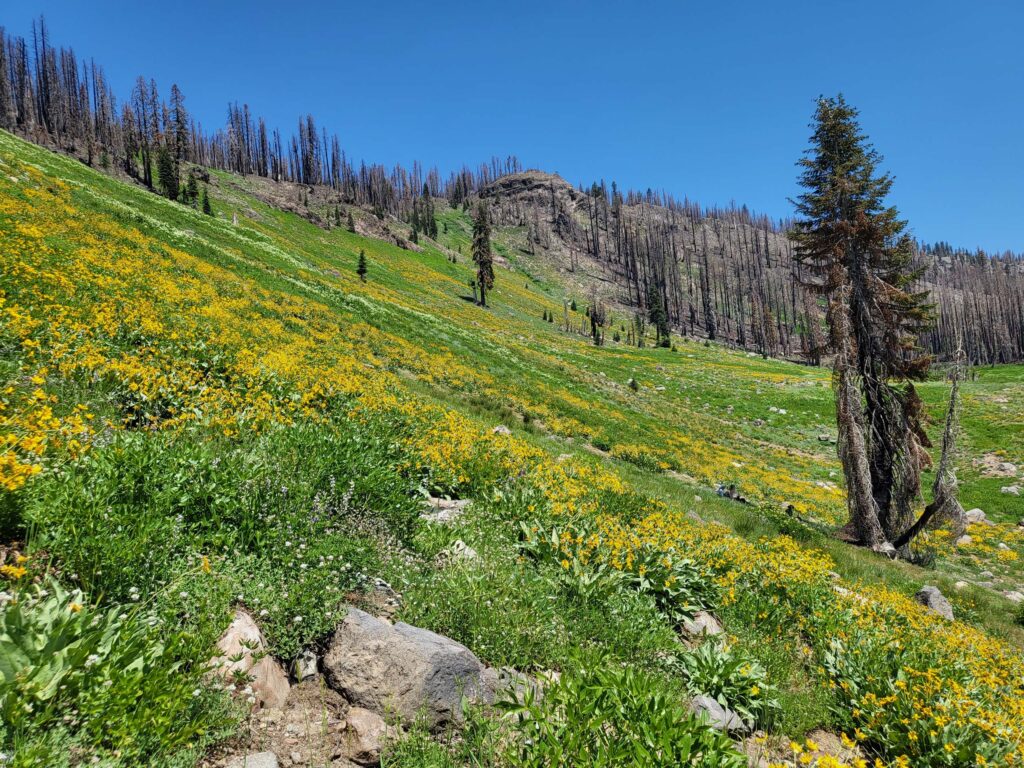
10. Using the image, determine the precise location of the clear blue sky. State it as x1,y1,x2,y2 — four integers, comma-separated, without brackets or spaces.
7,1,1023,252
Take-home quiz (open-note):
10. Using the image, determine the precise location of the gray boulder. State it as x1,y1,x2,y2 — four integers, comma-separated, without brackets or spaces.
1001,485,1021,496
689,695,748,733
323,608,487,730
914,585,954,620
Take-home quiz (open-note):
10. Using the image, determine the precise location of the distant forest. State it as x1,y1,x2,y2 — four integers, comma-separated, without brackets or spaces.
2,17,1022,364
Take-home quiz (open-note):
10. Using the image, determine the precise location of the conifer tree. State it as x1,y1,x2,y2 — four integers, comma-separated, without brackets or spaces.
471,202,494,307
156,145,179,200
791,95,939,554
347,211,356,232
201,186,212,215
357,249,367,282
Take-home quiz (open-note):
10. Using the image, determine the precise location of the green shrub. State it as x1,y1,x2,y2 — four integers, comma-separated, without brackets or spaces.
671,640,779,729
498,655,745,767
0,577,233,765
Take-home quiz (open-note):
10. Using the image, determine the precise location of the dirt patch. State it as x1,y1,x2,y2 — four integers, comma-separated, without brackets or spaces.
200,680,357,768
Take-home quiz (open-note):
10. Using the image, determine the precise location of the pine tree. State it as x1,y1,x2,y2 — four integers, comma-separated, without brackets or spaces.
791,95,938,554
201,186,212,215
347,211,356,233
357,249,367,282
471,202,494,307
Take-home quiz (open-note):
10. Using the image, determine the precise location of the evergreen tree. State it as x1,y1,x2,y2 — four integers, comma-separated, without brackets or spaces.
647,283,670,347
471,202,494,307
791,95,939,554
347,211,356,232
357,249,367,282
156,145,179,200
201,186,212,215
185,171,199,206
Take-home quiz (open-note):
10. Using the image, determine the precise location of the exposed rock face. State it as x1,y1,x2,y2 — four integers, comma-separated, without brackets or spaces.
688,694,748,733
914,585,954,620
1002,485,1021,496
323,608,488,730
212,609,290,709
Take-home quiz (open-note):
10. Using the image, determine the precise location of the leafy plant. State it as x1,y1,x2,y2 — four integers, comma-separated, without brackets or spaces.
0,577,232,764
671,640,779,729
498,655,745,767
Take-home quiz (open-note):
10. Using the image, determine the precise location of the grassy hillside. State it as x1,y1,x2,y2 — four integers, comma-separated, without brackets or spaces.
1,129,1023,767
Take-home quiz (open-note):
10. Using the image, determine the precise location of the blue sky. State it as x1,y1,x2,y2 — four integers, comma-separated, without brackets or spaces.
6,1,1023,252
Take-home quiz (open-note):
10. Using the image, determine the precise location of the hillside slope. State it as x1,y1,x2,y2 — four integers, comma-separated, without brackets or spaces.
2,130,1024,767
474,170,1024,365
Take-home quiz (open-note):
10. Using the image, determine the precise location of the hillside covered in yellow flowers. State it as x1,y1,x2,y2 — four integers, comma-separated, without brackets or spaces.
2,129,1024,767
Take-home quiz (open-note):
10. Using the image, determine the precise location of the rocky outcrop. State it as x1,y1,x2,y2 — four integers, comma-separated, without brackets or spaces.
323,608,489,730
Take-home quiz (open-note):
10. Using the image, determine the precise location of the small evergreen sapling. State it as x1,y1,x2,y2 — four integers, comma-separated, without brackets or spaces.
357,249,367,282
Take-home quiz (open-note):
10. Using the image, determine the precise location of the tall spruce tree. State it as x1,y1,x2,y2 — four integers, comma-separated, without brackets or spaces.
472,202,494,307
791,96,941,555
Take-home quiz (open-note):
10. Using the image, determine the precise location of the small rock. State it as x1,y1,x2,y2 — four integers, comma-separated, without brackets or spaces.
288,752,302,766
1017,519,1024,528
981,570,995,578
818,434,833,442
681,611,724,637
976,581,996,588
226,754,279,768
655,385,666,392
1004,591,1024,604
1001,485,1021,496
344,707,389,765
998,542,1011,551
965,508,988,525
491,424,511,436
689,695,748,733
440,539,478,564
955,535,972,547
954,581,969,590
212,609,290,709
421,497,471,525
998,462,1018,474
752,418,765,427
914,585,954,620
292,650,318,683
